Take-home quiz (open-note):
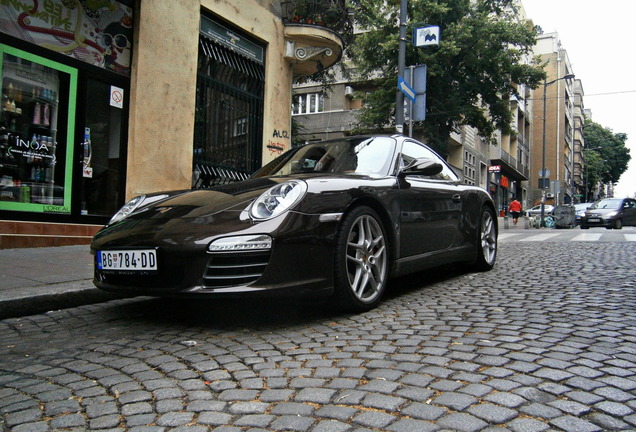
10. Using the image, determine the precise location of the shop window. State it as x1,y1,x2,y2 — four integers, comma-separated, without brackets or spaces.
0,46,76,215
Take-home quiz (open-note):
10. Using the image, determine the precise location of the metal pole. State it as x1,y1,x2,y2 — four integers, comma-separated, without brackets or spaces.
540,79,547,227
395,0,407,133
408,65,414,137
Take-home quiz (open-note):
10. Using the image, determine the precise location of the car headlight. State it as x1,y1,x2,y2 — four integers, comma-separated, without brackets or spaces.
604,211,618,218
249,180,307,220
109,194,170,225
109,195,146,224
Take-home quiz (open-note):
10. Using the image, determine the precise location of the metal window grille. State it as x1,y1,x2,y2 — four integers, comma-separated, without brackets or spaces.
193,37,265,188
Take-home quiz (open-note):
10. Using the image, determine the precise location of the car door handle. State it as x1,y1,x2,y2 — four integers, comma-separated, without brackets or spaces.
452,194,462,203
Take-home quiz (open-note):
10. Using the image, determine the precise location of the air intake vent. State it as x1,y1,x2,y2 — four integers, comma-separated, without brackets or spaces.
203,250,271,289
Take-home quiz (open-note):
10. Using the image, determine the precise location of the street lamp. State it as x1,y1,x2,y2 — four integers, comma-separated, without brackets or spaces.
540,73,575,227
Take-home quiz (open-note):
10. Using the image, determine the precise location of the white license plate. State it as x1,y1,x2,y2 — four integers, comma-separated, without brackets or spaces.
98,249,158,271
587,218,601,223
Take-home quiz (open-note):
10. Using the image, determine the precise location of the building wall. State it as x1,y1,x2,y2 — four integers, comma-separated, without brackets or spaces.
531,32,576,206
127,0,294,199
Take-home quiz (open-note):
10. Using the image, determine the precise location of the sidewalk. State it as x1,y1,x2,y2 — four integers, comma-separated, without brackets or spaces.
0,218,537,319
0,245,121,319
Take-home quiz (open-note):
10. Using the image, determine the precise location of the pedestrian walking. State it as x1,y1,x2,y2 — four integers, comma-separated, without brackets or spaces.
508,198,522,225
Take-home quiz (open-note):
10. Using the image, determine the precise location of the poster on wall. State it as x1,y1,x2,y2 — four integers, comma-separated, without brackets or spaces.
0,0,133,76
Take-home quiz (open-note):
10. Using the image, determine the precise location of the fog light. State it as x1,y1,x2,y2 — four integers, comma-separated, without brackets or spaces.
208,234,272,252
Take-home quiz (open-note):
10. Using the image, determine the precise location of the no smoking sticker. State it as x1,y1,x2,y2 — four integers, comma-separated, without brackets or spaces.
110,85,124,109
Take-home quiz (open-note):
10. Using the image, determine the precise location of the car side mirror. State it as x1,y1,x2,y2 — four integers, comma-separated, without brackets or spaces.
400,157,444,177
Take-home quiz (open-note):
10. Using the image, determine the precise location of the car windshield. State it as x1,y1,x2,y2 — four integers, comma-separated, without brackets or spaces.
590,198,621,210
253,137,397,177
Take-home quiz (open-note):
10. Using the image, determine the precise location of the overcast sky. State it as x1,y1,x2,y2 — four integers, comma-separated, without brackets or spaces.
522,0,636,199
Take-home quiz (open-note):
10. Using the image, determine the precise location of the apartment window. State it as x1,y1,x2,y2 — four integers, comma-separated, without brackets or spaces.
292,92,324,115
464,150,476,185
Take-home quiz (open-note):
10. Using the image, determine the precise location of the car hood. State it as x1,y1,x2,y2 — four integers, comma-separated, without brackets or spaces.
91,174,382,250
586,208,617,216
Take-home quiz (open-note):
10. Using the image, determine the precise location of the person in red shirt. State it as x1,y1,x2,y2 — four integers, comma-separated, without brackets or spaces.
508,198,522,225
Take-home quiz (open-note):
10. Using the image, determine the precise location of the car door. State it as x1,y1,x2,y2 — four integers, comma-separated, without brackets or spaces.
397,140,462,256
624,199,636,225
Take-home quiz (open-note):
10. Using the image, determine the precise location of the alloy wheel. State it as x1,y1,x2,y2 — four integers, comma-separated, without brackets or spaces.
480,210,497,265
345,214,387,303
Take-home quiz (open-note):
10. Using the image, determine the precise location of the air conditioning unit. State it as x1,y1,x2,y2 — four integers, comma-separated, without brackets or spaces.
344,86,354,97
546,193,555,199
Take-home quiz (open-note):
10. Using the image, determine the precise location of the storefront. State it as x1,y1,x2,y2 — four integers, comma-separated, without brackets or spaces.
1,0,344,249
1,0,133,246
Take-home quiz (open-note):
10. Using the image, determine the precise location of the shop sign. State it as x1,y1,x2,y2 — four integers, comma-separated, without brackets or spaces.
0,0,133,76
500,175,509,188
488,165,501,172
200,16,264,64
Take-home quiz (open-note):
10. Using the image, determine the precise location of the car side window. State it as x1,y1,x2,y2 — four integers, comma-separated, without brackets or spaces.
400,141,459,181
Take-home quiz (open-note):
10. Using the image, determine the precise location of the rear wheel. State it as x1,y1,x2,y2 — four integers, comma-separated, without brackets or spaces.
470,206,497,271
333,206,388,311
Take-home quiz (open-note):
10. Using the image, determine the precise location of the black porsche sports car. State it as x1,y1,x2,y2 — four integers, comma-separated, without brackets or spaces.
91,135,497,311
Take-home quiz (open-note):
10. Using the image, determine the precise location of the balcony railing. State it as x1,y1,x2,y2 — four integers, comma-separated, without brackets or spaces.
282,0,354,43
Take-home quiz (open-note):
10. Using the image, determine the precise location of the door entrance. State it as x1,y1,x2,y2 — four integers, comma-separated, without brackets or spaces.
193,35,264,188
79,78,125,217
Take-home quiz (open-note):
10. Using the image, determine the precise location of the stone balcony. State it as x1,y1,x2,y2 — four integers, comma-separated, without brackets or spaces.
281,0,351,77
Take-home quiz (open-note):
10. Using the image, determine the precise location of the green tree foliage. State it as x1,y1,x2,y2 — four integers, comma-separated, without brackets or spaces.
347,0,546,155
583,121,631,186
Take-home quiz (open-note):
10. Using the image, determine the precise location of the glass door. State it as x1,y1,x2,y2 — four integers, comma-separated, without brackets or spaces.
80,78,124,217
0,45,77,214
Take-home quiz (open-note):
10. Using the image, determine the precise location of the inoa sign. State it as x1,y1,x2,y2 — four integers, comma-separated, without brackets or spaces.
200,16,264,64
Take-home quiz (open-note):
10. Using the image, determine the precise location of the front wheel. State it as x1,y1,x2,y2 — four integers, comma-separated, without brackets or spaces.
470,206,497,271
613,219,623,230
333,206,388,311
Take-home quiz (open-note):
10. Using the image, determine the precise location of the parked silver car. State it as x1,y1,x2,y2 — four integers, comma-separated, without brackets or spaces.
573,202,593,225
525,204,554,217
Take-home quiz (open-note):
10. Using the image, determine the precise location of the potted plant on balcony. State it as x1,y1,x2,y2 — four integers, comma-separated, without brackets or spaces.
291,0,309,23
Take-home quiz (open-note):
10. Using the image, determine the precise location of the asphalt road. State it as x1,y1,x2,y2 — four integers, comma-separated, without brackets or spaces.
1,240,635,432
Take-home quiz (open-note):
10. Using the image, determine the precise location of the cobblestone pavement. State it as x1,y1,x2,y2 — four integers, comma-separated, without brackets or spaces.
1,242,635,432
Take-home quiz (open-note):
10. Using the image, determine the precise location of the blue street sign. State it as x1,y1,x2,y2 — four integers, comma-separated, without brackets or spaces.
404,65,427,122
397,77,416,102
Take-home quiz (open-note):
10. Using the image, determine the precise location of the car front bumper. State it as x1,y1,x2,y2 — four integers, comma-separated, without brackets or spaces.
92,211,340,298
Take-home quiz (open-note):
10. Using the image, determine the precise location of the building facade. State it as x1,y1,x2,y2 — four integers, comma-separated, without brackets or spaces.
0,0,344,248
530,32,580,207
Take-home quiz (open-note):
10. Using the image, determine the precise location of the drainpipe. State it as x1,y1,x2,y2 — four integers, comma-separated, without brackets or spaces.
555,56,561,204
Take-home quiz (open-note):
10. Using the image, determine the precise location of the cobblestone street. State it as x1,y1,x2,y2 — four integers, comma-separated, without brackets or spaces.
1,241,635,432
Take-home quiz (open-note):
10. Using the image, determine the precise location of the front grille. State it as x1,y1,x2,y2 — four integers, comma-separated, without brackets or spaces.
203,250,271,289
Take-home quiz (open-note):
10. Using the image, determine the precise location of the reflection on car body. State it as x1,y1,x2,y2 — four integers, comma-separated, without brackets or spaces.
91,135,498,311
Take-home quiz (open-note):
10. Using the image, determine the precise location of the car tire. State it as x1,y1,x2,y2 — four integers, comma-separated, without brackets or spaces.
580,224,589,230
469,206,497,272
613,219,623,230
333,206,388,311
